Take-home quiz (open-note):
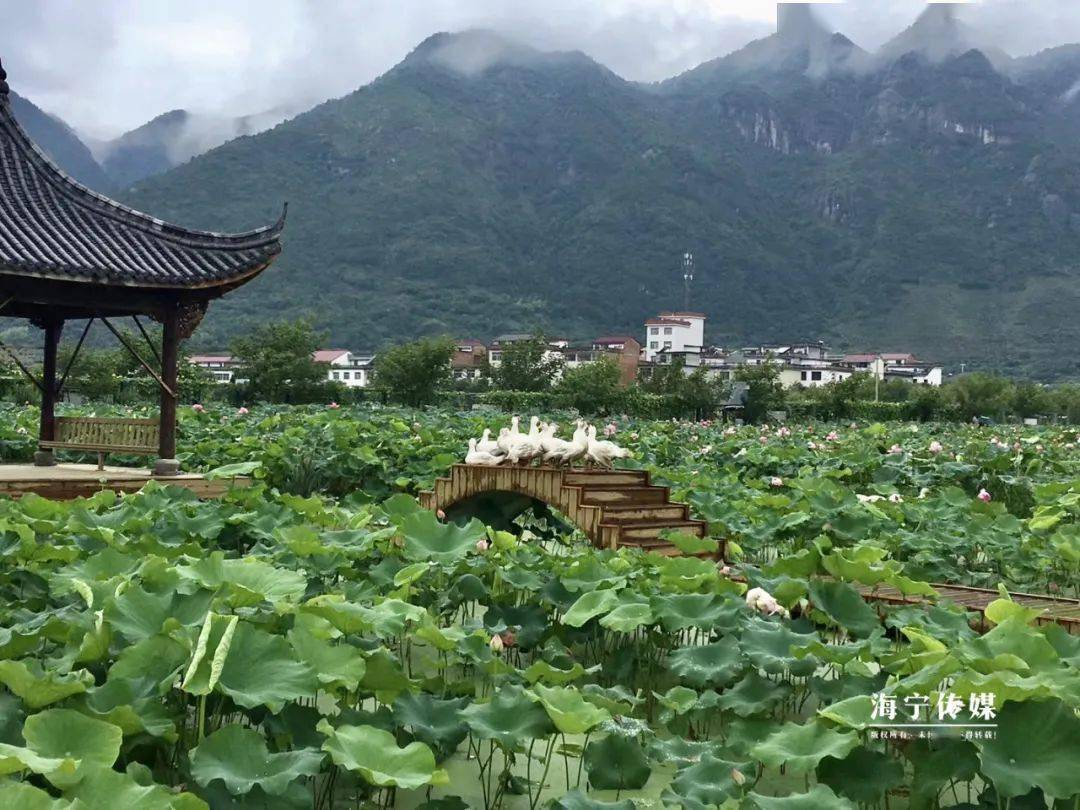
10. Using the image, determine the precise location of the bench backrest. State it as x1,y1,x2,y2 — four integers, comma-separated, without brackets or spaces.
53,417,160,453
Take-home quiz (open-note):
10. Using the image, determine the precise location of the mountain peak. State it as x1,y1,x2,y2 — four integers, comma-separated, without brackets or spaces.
405,29,596,78
878,3,978,65
776,3,828,41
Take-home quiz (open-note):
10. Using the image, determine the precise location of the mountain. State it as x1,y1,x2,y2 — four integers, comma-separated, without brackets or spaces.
8,91,108,191
98,105,303,189
876,4,1012,71
114,23,1080,379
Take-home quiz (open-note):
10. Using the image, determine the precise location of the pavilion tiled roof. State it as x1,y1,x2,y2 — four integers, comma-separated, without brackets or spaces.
0,60,284,290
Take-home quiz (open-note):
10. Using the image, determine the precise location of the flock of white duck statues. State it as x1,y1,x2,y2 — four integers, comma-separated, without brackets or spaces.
465,416,631,468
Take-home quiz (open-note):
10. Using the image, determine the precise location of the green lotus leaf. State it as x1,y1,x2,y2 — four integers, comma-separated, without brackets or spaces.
658,555,723,591
816,746,904,805
81,676,177,740
109,635,189,695
716,671,791,717
1044,623,1080,668
976,699,1080,800
580,683,642,715
460,685,554,748
807,580,880,638
746,784,855,809
359,647,416,702
667,637,743,688
663,752,756,806
907,738,979,808
0,781,73,809
287,627,366,693
22,708,122,788
178,553,307,607
816,694,874,730
392,693,469,761
651,593,740,632
0,741,77,781
523,658,589,685
667,531,720,556
190,724,323,796
216,622,317,713
549,790,636,810
302,595,424,638
654,685,698,716
531,684,611,735
181,612,238,697
984,598,1045,626
317,721,445,789
740,622,819,677
0,659,94,709
67,765,208,809
583,733,651,790
646,735,727,767
561,589,620,627
399,511,486,563
751,720,859,775
598,601,654,633
104,584,211,643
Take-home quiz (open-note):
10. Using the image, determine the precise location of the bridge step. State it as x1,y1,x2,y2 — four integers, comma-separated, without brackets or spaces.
579,486,669,506
562,471,649,486
605,519,708,543
599,504,689,523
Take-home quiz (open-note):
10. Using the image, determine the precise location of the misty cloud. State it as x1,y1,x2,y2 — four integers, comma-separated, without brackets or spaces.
4,1,1080,140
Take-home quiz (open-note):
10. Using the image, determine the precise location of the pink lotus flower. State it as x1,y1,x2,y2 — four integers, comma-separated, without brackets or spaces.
724,427,737,436
328,402,340,409
807,441,817,450
929,441,943,454
475,538,489,553
500,629,516,648
237,407,249,415
887,444,903,455
977,488,992,502
769,476,783,487
436,509,446,520
603,423,617,437
776,426,791,438
758,435,768,445
826,431,840,441
1013,442,1022,452
192,403,205,413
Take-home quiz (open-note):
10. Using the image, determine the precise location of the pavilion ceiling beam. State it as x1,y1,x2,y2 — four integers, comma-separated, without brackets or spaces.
131,315,162,367
100,318,176,399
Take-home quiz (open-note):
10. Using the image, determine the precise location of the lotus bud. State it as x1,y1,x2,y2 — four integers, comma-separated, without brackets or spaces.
807,441,817,450
826,431,839,441
977,488,992,502
888,444,902,455
475,538,490,553
919,487,931,499
237,406,249,415
731,768,746,786
758,435,768,444
769,476,783,487
489,635,504,653
603,423,617,437
328,402,340,409
436,509,446,519
192,403,205,413
929,440,943,453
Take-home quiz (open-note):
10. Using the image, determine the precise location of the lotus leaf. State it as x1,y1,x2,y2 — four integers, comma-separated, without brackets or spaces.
0,781,72,810
751,720,859,774
189,724,323,795
976,699,1080,799
583,733,651,790
22,708,122,788
716,671,791,717
562,589,620,627
550,790,636,810
216,623,317,712
67,765,209,809
460,685,554,748
807,580,880,638
740,622,819,677
317,721,445,789
392,693,469,760
0,659,94,709
531,684,611,735
667,637,743,688
816,745,904,805
663,753,756,806
287,627,366,692
746,784,855,809
181,612,238,696
598,601,653,633
400,511,486,563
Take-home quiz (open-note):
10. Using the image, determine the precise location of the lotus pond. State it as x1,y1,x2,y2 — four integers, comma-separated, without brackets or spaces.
0,404,1078,808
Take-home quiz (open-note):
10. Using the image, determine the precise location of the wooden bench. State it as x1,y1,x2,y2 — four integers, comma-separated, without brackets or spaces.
39,416,160,470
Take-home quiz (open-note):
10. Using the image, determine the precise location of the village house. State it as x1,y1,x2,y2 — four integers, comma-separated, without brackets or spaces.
451,339,488,380
189,349,375,388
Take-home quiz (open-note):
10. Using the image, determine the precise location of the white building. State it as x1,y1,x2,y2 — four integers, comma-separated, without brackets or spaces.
644,312,705,362
316,350,375,388
189,355,240,384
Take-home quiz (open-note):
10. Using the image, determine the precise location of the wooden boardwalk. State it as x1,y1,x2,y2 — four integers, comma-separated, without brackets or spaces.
855,580,1080,634
0,464,248,500
420,464,706,552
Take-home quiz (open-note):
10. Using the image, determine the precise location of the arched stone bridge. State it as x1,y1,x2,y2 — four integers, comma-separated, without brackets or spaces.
419,465,707,553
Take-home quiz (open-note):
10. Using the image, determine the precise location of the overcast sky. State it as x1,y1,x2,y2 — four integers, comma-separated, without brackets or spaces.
3,1,1080,139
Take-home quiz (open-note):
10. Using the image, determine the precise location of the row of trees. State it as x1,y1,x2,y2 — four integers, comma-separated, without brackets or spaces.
12,318,1080,423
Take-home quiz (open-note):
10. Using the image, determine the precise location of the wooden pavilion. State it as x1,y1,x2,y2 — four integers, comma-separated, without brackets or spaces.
0,58,284,478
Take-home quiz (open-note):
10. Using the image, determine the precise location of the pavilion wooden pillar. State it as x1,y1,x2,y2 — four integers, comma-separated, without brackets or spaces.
153,308,180,476
33,318,63,466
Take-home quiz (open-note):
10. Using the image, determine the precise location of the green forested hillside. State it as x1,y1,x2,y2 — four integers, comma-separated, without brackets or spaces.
118,27,1080,379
